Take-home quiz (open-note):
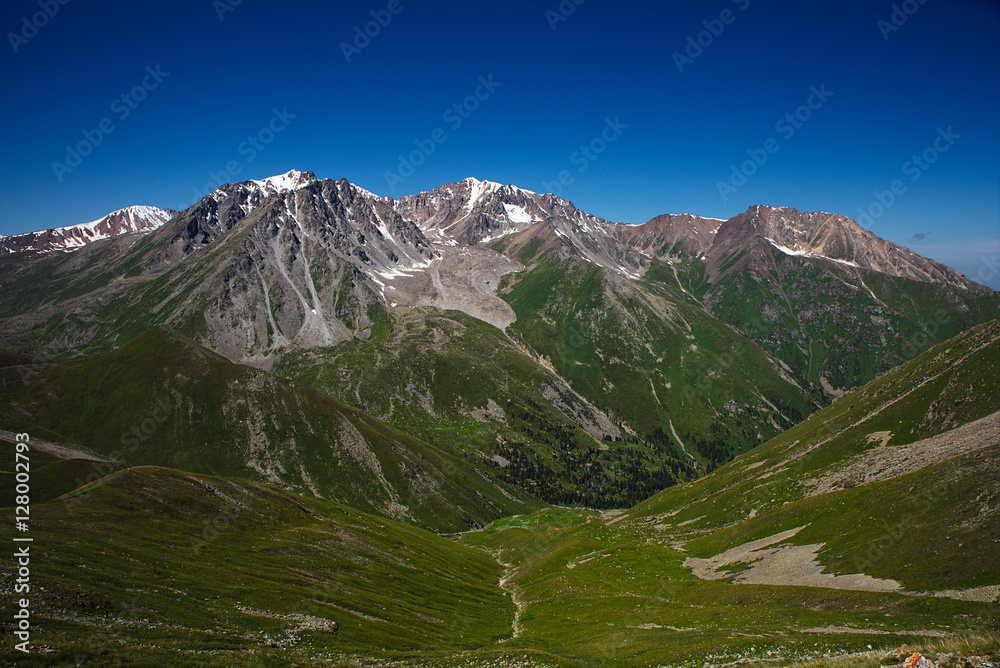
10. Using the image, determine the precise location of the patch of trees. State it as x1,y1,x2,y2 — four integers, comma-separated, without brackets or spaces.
489,421,699,508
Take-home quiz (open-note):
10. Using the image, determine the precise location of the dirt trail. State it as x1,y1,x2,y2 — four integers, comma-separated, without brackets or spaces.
495,554,525,641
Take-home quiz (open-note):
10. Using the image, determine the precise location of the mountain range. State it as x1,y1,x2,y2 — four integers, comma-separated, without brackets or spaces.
0,168,997,665
0,170,996,509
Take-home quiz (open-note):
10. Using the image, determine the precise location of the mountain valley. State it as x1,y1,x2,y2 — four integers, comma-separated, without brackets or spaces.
0,170,997,666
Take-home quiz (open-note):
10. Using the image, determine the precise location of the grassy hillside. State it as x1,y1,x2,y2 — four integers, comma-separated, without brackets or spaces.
0,466,515,666
0,322,994,667
674,249,1000,395
501,256,817,469
0,327,536,532
277,306,699,509
630,318,1000,532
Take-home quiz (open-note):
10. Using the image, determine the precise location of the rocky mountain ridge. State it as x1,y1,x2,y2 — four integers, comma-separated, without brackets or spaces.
704,204,979,290
0,171,995,468
3,171,988,298
0,204,176,255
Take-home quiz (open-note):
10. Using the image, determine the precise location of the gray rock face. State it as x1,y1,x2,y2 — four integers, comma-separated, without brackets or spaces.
193,174,994,374
161,174,440,364
394,183,986,294
395,178,647,279
613,213,723,260
395,178,546,246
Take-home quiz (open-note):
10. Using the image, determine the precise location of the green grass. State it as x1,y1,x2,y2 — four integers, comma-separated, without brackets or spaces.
0,466,515,666
458,503,997,667
0,327,536,532
788,633,999,668
502,258,816,470
0,447,125,506
683,250,1000,395
0,322,995,667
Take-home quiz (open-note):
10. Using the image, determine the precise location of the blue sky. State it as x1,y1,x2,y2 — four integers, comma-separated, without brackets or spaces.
2,0,998,286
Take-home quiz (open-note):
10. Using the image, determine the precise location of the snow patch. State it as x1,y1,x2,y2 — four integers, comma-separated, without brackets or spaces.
479,229,519,244
502,203,541,224
351,183,383,200
252,169,313,194
766,238,859,267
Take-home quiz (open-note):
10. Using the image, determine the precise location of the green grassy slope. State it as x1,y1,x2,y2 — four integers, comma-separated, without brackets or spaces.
277,307,699,509
0,327,536,532
0,466,514,667
678,249,1000,395
0,446,125,506
501,256,817,470
630,318,1000,532
0,322,994,667
461,508,997,667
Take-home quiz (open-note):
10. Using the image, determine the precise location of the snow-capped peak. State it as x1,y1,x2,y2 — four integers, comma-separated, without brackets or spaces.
73,205,166,235
251,169,316,194
208,169,318,205
1,205,174,255
460,176,498,188
462,177,502,204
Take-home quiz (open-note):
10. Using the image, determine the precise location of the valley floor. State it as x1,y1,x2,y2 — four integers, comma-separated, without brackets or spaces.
3,494,996,668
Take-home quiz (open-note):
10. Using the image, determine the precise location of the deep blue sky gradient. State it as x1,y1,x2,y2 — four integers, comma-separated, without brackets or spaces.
2,0,998,286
